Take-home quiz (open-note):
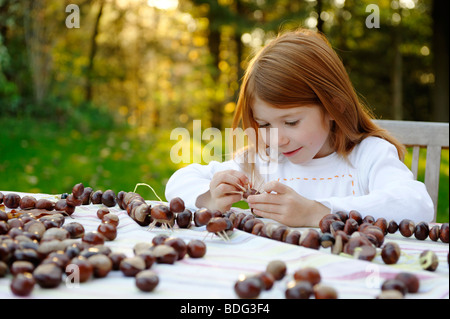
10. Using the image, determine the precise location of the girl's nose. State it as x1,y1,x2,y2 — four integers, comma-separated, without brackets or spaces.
275,128,289,148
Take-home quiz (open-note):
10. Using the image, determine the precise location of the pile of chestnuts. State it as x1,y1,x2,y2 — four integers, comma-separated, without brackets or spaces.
234,260,338,299
1,183,209,297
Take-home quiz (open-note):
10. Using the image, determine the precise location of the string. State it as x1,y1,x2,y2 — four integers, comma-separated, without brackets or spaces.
133,183,163,202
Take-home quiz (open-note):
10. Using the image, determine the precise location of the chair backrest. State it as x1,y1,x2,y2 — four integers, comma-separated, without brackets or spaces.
373,119,449,222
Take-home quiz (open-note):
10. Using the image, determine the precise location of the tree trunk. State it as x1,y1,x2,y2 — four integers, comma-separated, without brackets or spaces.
391,27,403,120
85,0,104,103
431,0,449,122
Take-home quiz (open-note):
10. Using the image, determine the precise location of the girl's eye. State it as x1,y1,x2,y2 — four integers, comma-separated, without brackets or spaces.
258,123,270,128
285,120,299,126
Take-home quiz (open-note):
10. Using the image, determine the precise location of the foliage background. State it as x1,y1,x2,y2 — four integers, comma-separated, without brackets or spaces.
0,0,448,222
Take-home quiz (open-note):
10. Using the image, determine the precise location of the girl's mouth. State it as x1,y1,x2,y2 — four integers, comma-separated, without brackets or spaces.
282,147,302,157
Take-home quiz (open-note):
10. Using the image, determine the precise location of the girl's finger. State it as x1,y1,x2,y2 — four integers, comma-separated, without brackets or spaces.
262,180,293,195
248,202,281,215
211,170,249,190
246,192,282,205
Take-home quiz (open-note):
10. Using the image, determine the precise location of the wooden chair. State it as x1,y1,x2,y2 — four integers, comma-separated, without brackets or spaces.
374,119,449,222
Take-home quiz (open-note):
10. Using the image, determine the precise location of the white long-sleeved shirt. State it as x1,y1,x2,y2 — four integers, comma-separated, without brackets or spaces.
165,137,434,223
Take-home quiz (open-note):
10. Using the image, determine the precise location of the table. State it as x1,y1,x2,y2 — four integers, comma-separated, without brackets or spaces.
1,191,448,301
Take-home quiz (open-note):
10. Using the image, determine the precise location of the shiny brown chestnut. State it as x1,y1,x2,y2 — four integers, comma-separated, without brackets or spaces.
63,222,85,239
440,223,449,243
102,190,117,207
90,190,103,204
266,260,286,281
381,242,401,264
414,222,429,240
97,222,117,241
176,209,192,228
319,214,340,233
299,229,321,250
186,239,206,258
234,276,262,299
293,267,321,286
399,219,415,237
88,254,113,278
285,281,313,299
343,218,359,235
169,197,185,213
72,183,85,198
194,208,213,227
164,237,187,260
395,272,419,293
387,220,399,234
96,207,110,219
136,270,159,292
374,218,388,235
82,231,106,246
381,279,408,296
313,284,338,299
428,225,440,241
10,272,35,296
4,193,21,209
19,196,37,210
120,256,146,277
348,210,363,224
102,213,119,227
67,256,93,282
152,245,178,264
33,263,62,288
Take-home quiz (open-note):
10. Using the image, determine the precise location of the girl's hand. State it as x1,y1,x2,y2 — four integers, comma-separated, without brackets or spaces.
247,181,330,227
196,170,249,213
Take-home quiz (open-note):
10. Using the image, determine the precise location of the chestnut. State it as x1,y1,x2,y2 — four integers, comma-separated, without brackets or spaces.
285,281,313,299
362,215,375,224
376,290,403,299
187,239,206,258
319,214,340,233
414,222,429,240
169,197,185,213
136,270,159,292
293,267,321,286
66,194,82,207
82,231,106,246
320,233,335,248
343,218,359,235
194,208,213,227
374,218,388,235
256,272,275,290
35,199,55,211
381,279,407,296
90,190,103,204
4,193,21,209
164,237,187,260
63,222,85,239
419,250,439,271
101,190,117,207
0,261,7,277
33,263,62,288
72,183,85,198
137,251,156,269
152,234,169,246
387,220,399,234
67,256,93,283
96,207,110,219
284,229,301,245
313,284,338,299
153,245,178,264
234,276,262,299
88,254,113,278
348,210,363,224
299,229,320,250
19,196,37,210
97,222,117,241
330,220,345,236
176,209,192,228
266,260,286,281
399,219,415,237
381,242,401,264
440,223,449,243
10,273,35,296
428,225,440,242
394,272,419,293
10,261,35,276
120,257,146,277
81,187,93,205
101,213,119,227
108,252,127,270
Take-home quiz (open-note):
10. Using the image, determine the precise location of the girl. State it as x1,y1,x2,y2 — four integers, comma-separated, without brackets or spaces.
165,28,434,227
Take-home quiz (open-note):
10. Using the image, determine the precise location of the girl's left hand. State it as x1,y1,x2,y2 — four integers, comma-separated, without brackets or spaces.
246,181,330,227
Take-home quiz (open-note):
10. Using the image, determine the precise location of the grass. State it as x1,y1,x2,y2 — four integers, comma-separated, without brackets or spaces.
0,116,448,223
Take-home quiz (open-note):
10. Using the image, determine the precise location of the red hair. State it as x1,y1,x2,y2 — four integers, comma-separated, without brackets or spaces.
233,29,405,160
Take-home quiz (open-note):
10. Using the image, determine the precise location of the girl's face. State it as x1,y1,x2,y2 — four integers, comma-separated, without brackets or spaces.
252,96,334,164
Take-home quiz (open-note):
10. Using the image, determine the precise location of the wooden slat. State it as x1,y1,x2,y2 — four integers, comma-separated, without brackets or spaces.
373,120,449,222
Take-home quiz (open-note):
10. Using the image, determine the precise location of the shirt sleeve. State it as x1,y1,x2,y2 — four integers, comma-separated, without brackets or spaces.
317,138,435,223
164,159,242,211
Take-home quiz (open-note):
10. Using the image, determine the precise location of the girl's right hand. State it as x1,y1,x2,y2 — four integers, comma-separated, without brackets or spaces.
196,170,249,213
